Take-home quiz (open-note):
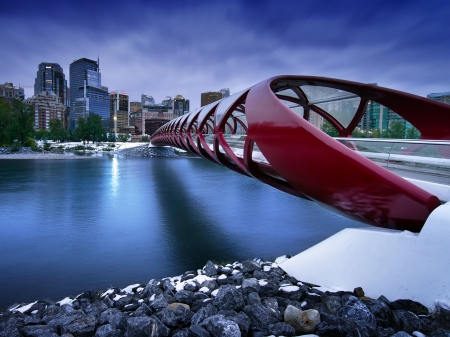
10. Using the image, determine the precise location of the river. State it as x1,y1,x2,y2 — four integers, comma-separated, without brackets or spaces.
0,154,363,309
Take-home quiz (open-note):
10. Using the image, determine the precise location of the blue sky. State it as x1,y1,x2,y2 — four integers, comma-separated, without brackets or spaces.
1,0,449,109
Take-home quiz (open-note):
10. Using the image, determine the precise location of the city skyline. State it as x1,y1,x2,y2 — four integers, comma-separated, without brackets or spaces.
1,0,450,109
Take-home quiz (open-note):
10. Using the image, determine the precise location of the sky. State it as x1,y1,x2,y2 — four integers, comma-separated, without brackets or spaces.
1,0,449,109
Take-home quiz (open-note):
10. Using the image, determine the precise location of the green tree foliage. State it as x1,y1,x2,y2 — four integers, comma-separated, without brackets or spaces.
49,118,67,142
87,114,105,142
405,126,420,139
11,99,34,145
0,99,13,145
75,117,90,143
382,121,405,139
321,120,339,137
35,129,51,141
117,133,130,142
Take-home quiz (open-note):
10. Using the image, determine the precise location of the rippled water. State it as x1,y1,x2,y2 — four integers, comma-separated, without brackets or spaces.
0,155,363,309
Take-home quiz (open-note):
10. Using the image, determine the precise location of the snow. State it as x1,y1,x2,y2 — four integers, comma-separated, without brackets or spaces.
231,270,240,275
57,297,73,306
124,304,134,308
263,266,271,272
149,294,156,301
199,287,210,293
258,280,268,286
193,275,213,284
218,275,227,280
100,289,114,299
136,287,144,293
12,301,37,313
31,310,38,314
211,289,219,297
138,299,144,303
279,286,299,292
435,299,450,310
122,283,140,294
235,285,241,289
113,294,127,301
412,332,426,337
301,301,307,307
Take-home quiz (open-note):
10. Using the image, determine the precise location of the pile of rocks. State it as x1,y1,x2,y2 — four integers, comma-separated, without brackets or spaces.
0,147,36,155
1,256,449,337
118,145,178,158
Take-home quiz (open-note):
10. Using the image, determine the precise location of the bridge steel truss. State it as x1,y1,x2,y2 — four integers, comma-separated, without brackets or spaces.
151,75,450,232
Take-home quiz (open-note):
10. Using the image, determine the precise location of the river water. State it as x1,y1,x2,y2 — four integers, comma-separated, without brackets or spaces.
0,154,363,309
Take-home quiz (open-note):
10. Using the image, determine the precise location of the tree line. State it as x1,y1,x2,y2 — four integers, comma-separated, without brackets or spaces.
0,98,132,148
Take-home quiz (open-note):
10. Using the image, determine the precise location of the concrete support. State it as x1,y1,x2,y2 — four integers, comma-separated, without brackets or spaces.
280,202,450,308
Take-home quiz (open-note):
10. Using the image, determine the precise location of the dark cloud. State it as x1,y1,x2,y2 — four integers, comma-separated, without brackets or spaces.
1,0,449,108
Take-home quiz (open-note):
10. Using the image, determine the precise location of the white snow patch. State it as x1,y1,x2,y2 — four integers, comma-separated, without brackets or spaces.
258,280,268,286
271,263,278,268
113,294,127,301
193,275,213,284
100,289,114,299
218,275,227,280
314,286,345,293
203,298,212,302
149,294,156,301
170,275,182,283
57,297,73,306
136,287,144,293
275,255,289,264
279,286,299,292
231,270,240,275
263,266,271,272
235,285,241,289
175,282,186,292
301,301,307,307
306,292,321,298
199,287,210,293
13,301,37,313
124,304,134,308
138,299,144,303
122,284,140,294
435,299,450,311
211,289,219,297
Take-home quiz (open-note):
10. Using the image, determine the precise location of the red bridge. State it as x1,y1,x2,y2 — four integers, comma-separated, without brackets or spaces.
151,76,450,232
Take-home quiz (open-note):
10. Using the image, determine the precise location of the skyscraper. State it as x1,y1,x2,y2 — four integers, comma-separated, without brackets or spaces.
110,90,129,133
34,63,67,106
173,94,190,117
69,58,109,128
427,92,450,105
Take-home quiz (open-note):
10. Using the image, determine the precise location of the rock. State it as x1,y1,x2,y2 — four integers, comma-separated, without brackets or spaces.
391,332,412,337
242,278,260,293
342,296,376,334
241,260,261,273
200,279,218,292
353,287,365,298
393,310,421,334
267,322,296,336
315,314,360,336
174,291,194,306
84,301,109,324
19,325,58,337
318,295,342,316
149,294,169,311
191,304,218,325
217,275,229,286
364,299,394,328
213,285,245,311
252,270,269,280
93,323,122,337
429,329,450,337
99,308,128,332
183,281,198,292
127,316,170,337
246,292,261,305
242,304,279,331
259,280,278,297
132,303,153,317
390,299,429,316
162,279,175,293
204,261,218,277
140,283,163,299
190,325,211,337
229,311,250,335
167,302,191,311
61,315,97,337
283,305,320,334
200,314,241,337
376,326,396,337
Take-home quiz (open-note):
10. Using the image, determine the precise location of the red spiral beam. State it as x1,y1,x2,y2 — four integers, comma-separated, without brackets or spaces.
151,76,450,232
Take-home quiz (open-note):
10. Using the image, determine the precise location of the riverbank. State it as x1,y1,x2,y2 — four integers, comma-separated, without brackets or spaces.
1,256,449,337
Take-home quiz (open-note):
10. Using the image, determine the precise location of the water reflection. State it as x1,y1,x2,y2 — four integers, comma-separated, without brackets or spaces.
111,157,119,195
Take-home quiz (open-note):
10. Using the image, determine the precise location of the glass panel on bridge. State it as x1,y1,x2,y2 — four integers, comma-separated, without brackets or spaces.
279,99,304,118
276,88,299,99
219,135,269,164
300,86,360,128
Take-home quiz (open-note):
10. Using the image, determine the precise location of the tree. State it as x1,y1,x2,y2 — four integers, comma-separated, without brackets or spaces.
0,99,13,145
405,126,420,139
321,120,339,137
75,117,90,144
34,129,51,141
11,99,34,145
382,121,405,139
87,114,105,143
49,118,67,142
117,133,130,142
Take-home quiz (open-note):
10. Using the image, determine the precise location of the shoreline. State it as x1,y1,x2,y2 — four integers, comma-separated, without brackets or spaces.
1,256,449,336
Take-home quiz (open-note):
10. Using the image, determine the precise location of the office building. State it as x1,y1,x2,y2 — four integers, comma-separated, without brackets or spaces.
0,82,24,105
110,90,129,133
201,91,223,107
25,91,66,130
130,101,141,113
173,94,190,117
139,94,175,135
69,58,109,128
34,63,67,106
427,92,450,105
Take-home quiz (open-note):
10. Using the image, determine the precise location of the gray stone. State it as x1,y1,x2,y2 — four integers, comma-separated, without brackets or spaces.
342,296,376,333
241,260,261,273
213,285,245,311
267,322,296,336
190,325,210,337
252,270,270,280
283,305,320,334
174,290,194,305
162,279,175,293
430,329,450,337
390,299,429,316
376,326,396,337
365,299,394,328
99,308,128,331
246,292,261,305
393,310,421,334
140,283,163,299
200,279,218,292
229,311,250,335
149,294,169,311
204,260,218,277
318,295,342,316
259,280,278,297
242,278,260,293
200,314,241,337
20,325,58,337
191,303,218,325
127,316,170,337
132,303,153,317
61,315,97,337
93,324,122,337
391,332,412,337
242,304,279,330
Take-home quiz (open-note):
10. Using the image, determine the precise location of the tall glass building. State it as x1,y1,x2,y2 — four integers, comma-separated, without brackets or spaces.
34,63,67,106
69,58,109,128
